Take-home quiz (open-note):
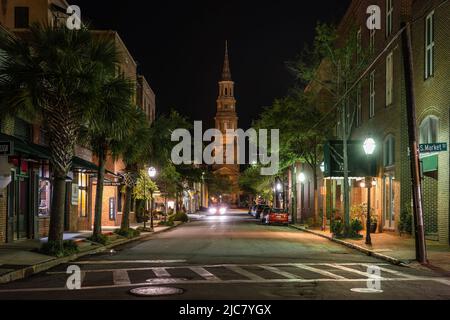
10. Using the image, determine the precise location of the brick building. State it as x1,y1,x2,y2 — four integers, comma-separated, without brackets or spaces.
0,0,157,242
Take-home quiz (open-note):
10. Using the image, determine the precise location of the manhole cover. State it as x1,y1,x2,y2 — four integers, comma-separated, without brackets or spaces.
146,278,187,284
350,288,384,293
129,286,184,297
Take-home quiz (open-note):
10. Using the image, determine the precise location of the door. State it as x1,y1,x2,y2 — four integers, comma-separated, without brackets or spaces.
16,175,29,240
383,175,395,230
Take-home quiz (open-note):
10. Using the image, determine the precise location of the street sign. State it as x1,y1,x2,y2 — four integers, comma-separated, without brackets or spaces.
0,141,13,156
419,143,447,154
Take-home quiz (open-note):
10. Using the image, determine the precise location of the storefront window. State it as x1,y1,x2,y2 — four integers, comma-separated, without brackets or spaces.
78,173,89,217
38,164,51,217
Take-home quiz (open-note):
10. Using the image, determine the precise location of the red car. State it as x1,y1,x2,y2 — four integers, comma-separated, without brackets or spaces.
261,208,289,226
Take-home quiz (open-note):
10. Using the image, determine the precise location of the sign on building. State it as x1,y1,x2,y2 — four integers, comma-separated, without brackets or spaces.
0,141,13,156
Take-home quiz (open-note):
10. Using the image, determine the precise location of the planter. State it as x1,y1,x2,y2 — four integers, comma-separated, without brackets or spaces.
370,222,378,233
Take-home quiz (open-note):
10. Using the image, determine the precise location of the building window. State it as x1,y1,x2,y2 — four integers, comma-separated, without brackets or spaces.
356,84,362,127
38,164,51,217
14,117,31,140
14,7,29,28
425,11,435,79
383,135,395,167
386,0,394,37
420,116,439,144
386,52,393,106
78,173,89,217
369,71,375,118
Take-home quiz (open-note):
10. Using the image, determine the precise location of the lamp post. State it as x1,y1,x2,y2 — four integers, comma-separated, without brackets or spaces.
320,162,326,231
363,138,376,245
297,172,306,223
148,167,157,231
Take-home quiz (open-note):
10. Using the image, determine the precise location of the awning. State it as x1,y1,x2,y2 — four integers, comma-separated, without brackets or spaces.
72,156,99,172
0,133,50,160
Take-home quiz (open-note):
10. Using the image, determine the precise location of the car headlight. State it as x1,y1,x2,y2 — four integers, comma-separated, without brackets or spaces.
209,208,217,214
219,207,226,214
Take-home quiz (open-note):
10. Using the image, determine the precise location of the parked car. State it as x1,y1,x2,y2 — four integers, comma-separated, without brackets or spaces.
261,208,289,226
254,204,268,219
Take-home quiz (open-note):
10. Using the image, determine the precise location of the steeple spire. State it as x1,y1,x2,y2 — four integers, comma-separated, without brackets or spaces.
221,40,232,81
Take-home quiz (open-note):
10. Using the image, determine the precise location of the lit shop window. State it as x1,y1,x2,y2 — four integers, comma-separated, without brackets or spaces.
38,164,51,217
78,173,89,217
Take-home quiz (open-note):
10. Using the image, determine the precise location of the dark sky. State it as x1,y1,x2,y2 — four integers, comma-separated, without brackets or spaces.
69,0,350,129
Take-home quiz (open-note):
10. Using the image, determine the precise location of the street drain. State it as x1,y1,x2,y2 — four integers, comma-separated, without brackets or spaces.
350,288,384,293
129,286,184,297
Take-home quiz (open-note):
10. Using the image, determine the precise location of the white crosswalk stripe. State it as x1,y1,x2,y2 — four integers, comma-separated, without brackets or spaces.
153,267,171,278
112,270,131,285
325,264,383,279
225,265,265,281
293,264,346,279
259,265,300,279
190,267,220,281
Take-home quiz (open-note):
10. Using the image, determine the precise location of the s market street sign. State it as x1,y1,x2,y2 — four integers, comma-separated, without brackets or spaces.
0,141,13,156
419,143,447,154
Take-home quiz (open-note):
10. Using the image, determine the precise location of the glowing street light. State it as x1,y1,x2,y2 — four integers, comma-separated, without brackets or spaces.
298,172,306,183
320,162,325,173
148,167,157,178
276,183,282,192
363,138,376,155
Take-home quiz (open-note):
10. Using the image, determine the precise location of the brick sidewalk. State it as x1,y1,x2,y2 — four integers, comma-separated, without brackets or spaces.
292,225,450,275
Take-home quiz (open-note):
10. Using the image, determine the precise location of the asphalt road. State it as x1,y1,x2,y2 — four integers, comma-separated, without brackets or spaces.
0,210,449,300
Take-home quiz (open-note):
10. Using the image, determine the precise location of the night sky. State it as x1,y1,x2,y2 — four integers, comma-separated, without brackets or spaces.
69,0,350,129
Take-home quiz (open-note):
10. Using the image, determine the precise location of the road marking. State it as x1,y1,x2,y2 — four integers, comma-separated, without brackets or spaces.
73,260,186,265
293,264,346,279
153,267,171,278
1,277,449,293
361,264,415,279
225,266,265,281
112,270,131,285
325,264,383,279
190,267,220,281
259,265,300,279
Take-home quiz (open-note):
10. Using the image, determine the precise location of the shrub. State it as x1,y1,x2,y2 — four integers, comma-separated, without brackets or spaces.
40,240,79,257
114,228,141,239
399,206,413,234
331,220,344,237
173,211,189,222
159,220,174,227
349,218,364,238
88,234,109,245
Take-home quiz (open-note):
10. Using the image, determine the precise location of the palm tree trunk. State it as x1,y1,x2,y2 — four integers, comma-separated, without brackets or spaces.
48,176,66,247
121,185,132,230
93,149,106,237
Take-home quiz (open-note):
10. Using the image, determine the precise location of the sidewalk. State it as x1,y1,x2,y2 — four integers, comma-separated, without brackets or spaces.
0,222,178,284
291,224,450,275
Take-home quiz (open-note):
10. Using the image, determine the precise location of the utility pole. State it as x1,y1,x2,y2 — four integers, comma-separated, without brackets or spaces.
401,22,427,264
339,61,350,229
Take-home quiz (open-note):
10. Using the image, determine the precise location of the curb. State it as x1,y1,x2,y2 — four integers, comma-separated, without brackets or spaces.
289,225,407,266
0,224,181,284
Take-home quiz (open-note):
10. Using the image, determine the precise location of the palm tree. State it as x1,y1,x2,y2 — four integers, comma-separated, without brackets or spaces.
0,24,119,249
83,76,135,240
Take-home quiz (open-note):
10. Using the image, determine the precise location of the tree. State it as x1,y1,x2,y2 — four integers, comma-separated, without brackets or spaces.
239,165,275,204
287,22,369,228
0,24,119,249
83,76,135,240
206,173,232,202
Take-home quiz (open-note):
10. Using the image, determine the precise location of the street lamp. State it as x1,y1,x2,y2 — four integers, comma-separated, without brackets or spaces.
363,138,376,245
320,162,325,173
148,167,157,231
298,172,306,183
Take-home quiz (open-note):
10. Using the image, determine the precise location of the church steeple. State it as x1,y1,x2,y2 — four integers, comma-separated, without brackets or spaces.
221,41,232,81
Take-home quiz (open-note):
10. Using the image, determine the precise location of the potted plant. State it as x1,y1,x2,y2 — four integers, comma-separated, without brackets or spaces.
370,215,378,233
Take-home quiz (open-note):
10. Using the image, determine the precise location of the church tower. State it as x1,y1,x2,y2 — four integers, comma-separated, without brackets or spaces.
213,41,240,206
